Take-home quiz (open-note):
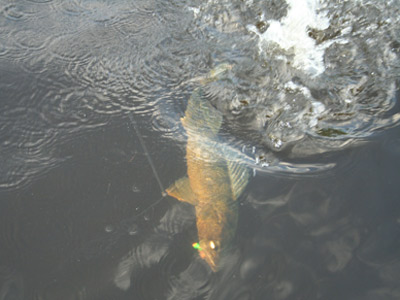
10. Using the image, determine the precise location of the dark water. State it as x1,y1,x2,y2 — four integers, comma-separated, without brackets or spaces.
1,0,400,299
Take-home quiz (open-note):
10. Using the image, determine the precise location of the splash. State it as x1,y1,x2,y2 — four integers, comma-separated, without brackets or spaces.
247,0,332,77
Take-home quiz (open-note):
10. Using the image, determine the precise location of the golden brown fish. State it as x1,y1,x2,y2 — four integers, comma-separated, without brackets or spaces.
167,65,249,271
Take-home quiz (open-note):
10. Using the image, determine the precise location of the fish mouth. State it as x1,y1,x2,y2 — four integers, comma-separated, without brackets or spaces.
200,250,218,272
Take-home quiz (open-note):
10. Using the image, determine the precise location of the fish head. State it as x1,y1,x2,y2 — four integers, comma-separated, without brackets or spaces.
195,216,232,271
194,201,238,272
197,239,222,272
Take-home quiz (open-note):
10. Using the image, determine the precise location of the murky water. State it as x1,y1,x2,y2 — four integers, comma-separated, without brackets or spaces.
1,0,400,299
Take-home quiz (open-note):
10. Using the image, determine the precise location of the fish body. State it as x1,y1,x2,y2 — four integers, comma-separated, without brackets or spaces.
167,68,249,271
185,93,238,271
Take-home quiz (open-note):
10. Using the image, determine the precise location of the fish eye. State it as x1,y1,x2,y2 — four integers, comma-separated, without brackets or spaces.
209,241,217,250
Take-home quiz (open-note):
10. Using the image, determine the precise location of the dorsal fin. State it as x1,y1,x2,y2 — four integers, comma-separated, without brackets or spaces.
226,160,250,200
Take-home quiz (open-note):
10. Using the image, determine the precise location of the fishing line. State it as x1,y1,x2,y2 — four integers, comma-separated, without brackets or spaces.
130,194,166,219
128,113,167,198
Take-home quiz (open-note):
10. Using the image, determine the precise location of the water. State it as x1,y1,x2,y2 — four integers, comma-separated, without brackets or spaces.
0,0,399,299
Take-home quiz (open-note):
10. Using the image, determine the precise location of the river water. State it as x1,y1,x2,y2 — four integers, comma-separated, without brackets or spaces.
1,0,400,299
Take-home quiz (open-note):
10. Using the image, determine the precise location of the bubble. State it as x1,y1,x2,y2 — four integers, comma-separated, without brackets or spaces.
104,225,114,233
131,185,140,193
128,224,139,236
143,213,151,222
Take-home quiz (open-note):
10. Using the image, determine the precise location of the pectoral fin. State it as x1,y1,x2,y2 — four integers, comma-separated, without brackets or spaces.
166,176,198,206
227,160,250,201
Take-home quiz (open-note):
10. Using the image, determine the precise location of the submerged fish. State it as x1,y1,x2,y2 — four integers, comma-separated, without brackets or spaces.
167,64,250,271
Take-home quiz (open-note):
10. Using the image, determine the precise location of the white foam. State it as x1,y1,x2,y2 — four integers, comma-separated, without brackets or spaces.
188,7,200,17
284,81,312,98
248,0,331,77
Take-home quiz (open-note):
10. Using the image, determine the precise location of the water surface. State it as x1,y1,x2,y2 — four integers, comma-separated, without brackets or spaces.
1,0,400,299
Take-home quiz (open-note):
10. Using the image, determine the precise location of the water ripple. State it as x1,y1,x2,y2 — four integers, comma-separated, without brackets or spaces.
0,0,399,191
0,103,67,190
2,4,26,21
26,0,54,3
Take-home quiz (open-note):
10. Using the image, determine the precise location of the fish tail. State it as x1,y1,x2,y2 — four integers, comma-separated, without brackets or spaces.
183,63,233,136
200,63,233,84
183,88,223,136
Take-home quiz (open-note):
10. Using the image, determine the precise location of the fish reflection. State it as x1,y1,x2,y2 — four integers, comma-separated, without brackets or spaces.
167,64,250,271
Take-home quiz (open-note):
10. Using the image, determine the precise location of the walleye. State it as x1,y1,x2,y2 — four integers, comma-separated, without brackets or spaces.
167,64,250,271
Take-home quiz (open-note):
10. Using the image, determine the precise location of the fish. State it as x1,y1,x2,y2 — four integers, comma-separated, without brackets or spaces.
166,64,250,271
